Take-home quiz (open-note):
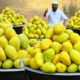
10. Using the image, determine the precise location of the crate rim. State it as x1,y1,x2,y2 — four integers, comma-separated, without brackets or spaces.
0,68,25,72
25,67,80,76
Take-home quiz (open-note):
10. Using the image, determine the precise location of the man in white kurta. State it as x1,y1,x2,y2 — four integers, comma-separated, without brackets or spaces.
44,0,68,26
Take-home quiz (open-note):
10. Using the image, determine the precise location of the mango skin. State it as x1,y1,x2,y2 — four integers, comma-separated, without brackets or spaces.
56,63,67,73
5,45,17,60
2,59,13,69
70,50,80,65
60,51,71,65
0,47,6,61
43,48,55,62
9,36,20,51
34,52,44,67
41,39,52,50
54,32,69,43
67,64,78,73
41,62,56,73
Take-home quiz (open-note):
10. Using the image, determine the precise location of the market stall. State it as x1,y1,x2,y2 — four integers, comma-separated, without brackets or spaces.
0,7,80,80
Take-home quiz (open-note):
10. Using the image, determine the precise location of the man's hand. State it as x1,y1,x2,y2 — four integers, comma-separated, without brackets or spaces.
63,19,67,26
44,9,48,17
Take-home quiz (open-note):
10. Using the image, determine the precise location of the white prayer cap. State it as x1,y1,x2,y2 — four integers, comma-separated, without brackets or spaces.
52,0,59,4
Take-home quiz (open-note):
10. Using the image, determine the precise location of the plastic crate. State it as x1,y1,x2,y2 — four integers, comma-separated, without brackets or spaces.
67,27,80,34
0,68,25,80
25,67,80,80
12,25,24,34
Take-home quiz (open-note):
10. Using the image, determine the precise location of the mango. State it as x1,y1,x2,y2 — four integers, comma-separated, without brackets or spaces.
67,64,78,73
60,51,71,65
53,54,60,64
65,29,73,35
2,59,13,69
0,36,8,48
41,39,52,50
9,36,20,51
53,23,66,34
17,50,28,59
51,42,62,54
70,50,80,65
54,32,69,43
0,47,6,61
5,28,17,40
14,59,23,69
23,58,30,66
46,28,54,39
5,45,17,60
30,58,39,69
0,61,2,67
19,34,29,49
70,33,80,44
74,41,80,52
41,62,56,73
43,48,55,62
62,40,73,53
34,52,44,67
0,28,4,36
56,63,67,73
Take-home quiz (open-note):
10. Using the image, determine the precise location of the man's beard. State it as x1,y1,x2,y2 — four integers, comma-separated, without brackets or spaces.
52,7,57,12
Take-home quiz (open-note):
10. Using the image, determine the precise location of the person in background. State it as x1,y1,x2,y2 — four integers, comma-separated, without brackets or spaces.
44,0,68,26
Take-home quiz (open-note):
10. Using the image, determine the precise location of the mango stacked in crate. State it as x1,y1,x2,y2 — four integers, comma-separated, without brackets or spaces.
1,7,26,26
22,16,51,39
25,23,80,73
0,24,30,69
67,10,80,29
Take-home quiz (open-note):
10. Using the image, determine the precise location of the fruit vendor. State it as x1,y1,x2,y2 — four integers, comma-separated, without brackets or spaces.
44,0,68,26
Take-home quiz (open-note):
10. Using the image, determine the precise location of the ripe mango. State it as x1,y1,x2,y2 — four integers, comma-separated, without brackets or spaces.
0,36,8,48
2,59,13,69
27,47,35,57
19,34,29,49
43,48,55,62
17,50,28,59
46,28,54,39
34,52,44,67
0,28,4,36
78,65,80,71
9,36,20,51
53,54,60,64
62,40,73,53
60,51,71,65
14,59,23,69
23,58,30,66
67,64,78,73
0,61,2,67
54,32,69,43
74,41,80,52
70,33,80,44
51,42,62,54
30,58,39,69
53,23,66,34
56,63,67,73
41,62,56,73
5,45,17,60
70,50,80,65
31,48,41,56
41,39,52,50
0,47,6,61
65,29,73,35
5,28,17,40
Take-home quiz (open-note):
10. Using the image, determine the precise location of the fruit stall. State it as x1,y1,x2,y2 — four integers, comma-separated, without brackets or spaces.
0,7,80,80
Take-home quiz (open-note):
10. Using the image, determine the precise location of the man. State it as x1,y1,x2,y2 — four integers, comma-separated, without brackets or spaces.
44,0,68,26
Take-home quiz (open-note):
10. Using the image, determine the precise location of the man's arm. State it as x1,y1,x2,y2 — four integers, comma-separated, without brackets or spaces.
63,19,67,26
44,9,48,17
60,11,68,25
